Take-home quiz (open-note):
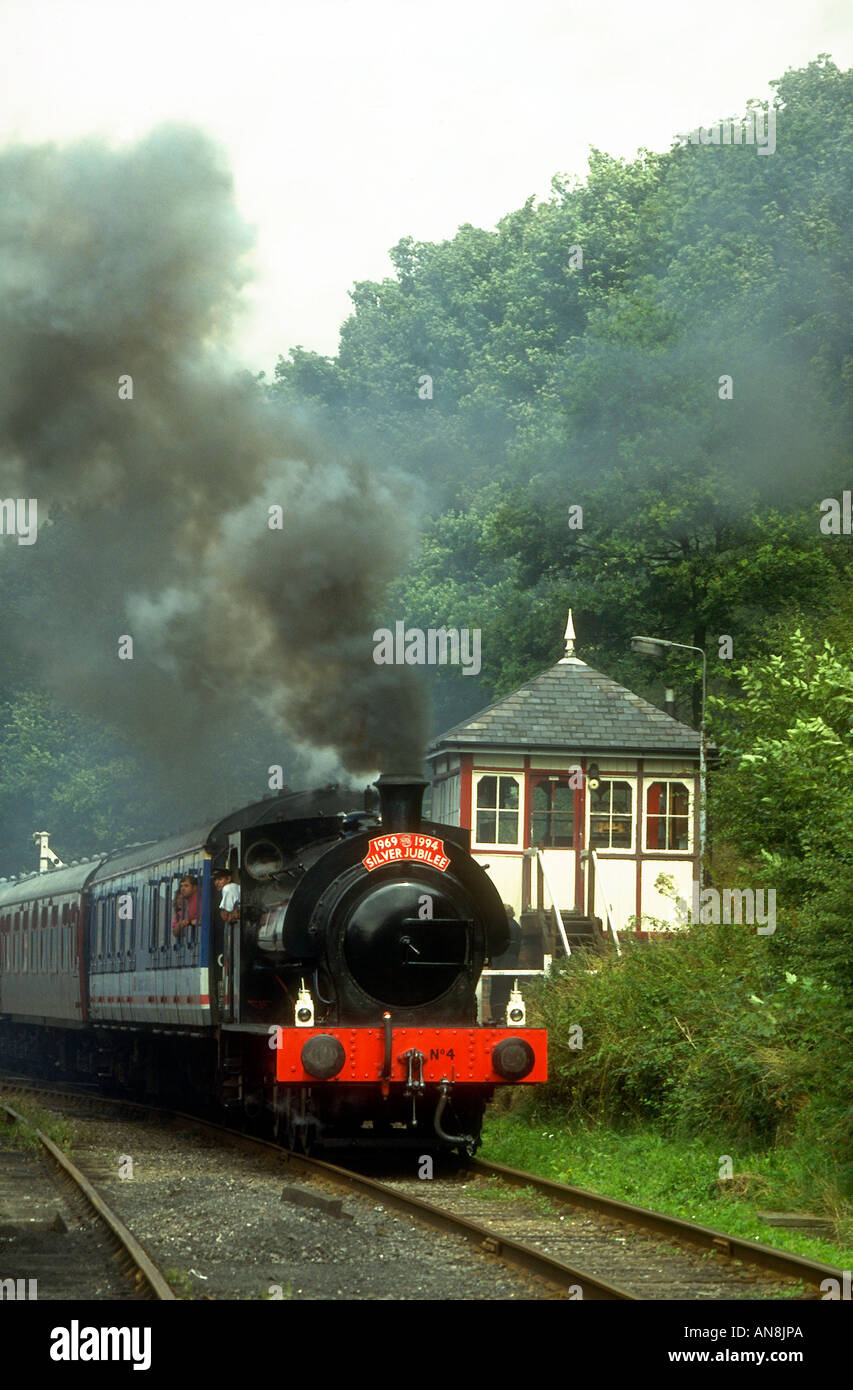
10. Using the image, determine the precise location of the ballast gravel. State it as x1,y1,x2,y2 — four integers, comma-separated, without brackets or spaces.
56,1110,558,1301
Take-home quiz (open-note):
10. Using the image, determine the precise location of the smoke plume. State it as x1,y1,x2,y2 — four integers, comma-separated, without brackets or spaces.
0,125,427,794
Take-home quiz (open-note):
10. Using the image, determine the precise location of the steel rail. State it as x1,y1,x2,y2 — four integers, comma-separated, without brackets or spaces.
271,1144,635,1300
471,1157,844,1293
0,1100,176,1300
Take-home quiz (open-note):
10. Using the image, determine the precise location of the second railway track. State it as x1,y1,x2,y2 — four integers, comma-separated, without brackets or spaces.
0,1098,174,1300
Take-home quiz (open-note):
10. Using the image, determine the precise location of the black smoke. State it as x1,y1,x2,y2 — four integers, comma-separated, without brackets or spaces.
0,124,427,799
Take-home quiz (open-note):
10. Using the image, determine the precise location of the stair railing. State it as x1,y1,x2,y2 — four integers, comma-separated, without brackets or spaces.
535,849,572,957
589,849,623,957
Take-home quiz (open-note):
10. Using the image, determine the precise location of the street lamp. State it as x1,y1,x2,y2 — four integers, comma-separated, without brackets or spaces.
631,635,707,886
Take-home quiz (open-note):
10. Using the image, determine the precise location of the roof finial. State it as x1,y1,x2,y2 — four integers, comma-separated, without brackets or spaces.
564,608,575,656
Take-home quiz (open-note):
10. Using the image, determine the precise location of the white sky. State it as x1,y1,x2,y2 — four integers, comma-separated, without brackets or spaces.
1,0,851,373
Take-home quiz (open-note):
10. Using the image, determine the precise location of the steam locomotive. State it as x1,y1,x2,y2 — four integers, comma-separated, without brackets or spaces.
0,775,546,1154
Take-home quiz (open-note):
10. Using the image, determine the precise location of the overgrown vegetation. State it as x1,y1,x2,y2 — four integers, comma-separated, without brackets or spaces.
0,1097,79,1156
523,917,849,1167
481,1109,852,1267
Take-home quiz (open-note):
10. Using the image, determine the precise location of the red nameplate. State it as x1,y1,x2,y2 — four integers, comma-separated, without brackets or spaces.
362,833,449,872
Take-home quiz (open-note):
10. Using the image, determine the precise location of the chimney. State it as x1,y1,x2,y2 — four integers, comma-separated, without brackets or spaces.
375,773,428,831
664,687,676,718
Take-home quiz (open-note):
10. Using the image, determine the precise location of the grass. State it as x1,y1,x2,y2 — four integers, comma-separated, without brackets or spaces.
480,1104,853,1270
163,1267,196,1299
0,1094,80,1156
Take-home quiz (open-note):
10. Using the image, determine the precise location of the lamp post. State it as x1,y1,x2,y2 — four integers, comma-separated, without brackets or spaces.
631,635,707,887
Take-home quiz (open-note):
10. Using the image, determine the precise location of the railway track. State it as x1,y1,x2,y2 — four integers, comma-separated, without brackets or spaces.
0,1077,845,1301
366,1159,837,1300
0,1080,561,1299
0,1098,174,1300
470,1157,840,1290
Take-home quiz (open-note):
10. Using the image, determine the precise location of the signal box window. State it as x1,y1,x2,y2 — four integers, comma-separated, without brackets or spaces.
646,781,691,850
589,780,633,849
475,775,520,846
530,777,575,848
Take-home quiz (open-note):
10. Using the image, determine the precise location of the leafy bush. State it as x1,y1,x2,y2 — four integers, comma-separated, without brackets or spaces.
528,909,851,1183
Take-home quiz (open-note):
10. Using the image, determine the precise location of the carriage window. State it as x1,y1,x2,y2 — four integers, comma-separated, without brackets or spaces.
589,780,634,849
530,777,575,848
646,781,691,850
121,890,135,952
144,884,155,949
69,904,78,967
171,873,201,945
96,899,105,958
158,880,170,947
122,890,135,952
475,775,520,845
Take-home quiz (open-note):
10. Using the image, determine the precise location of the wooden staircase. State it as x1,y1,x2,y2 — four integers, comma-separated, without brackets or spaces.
520,907,608,961
553,907,607,951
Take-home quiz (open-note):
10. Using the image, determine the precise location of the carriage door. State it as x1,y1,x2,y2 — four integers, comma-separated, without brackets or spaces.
213,901,237,1023
219,840,241,1023
223,921,241,1023
530,775,577,924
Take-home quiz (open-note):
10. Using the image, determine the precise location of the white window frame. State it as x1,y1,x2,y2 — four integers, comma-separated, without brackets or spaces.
644,779,693,853
587,778,636,853
472,772,522,849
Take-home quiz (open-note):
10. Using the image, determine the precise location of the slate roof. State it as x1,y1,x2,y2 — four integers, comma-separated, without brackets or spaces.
429,657,701,757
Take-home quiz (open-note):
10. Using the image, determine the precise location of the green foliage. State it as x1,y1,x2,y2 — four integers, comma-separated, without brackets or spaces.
525,915,851,1173
0,688,163,873
481,1113,853,1264
709,628,853,900
0,1098,79,1157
